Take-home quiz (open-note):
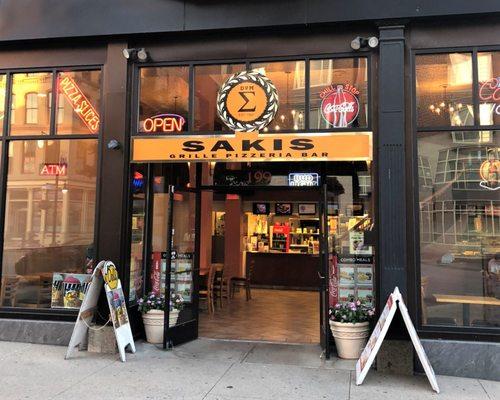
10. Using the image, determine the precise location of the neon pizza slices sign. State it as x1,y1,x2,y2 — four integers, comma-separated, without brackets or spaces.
58,74,100,133
320,84,360,128
142,114,186,133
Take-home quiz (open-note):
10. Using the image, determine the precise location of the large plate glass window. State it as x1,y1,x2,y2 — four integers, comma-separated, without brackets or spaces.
416,53,474,128
56,70,101,135
139,66,189,134
194,64,245,132
250,60,306,132
10,72,52,135
417,131,499,329
478,51,500,126
310,58,368,129
0,74,5,135
0,139,98,309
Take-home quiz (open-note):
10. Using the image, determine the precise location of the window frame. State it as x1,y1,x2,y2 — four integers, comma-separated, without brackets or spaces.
412,45,500,342
131,53,373,137
0,65,104,320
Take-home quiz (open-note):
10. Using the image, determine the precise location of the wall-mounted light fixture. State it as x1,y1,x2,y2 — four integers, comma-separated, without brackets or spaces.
122,48,149,62
350,36,379,51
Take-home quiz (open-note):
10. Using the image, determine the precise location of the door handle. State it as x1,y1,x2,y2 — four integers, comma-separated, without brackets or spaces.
318,271,325,279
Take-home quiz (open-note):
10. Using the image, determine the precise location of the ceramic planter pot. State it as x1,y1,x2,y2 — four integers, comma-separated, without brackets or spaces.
142,309,180,344
329,320,370,359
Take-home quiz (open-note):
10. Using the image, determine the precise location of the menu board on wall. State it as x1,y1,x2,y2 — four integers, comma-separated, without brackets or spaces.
337,254,374,304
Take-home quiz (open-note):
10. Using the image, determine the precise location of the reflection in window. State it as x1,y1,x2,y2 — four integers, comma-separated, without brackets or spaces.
57,70,101,134
251,61,305,132
0,139,98,309
416,53,474,128
0,74,5,135
194,64,245,131
129,164,147,302
478,51,500,126
139,67,189,133
310,58,368,129
418,131,500,329
10,72,52,135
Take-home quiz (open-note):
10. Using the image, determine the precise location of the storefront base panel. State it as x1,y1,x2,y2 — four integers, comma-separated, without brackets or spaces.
419,339,500,381
0,319,74,346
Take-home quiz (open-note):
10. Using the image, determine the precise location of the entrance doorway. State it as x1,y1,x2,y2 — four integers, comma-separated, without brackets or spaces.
130,160,374,356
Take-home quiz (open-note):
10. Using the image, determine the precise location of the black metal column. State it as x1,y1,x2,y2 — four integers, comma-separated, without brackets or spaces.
377,26,407,318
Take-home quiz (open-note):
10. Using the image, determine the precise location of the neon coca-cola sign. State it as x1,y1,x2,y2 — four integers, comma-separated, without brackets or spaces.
479,77,500,116
320,83,360,127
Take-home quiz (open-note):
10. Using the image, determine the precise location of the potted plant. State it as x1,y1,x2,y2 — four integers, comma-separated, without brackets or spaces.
329,299,375,359
138,292,184,344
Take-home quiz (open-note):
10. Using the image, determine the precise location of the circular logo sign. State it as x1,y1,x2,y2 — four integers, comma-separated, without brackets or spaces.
479,156,500,190
217,70,278,132
320,84,360,128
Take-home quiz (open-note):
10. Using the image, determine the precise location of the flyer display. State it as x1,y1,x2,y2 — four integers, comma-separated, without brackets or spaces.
65,261,136,363
355,287,440,393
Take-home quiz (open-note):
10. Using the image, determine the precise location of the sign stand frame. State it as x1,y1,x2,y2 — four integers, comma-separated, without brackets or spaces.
355,287,440,393
65,260,136,362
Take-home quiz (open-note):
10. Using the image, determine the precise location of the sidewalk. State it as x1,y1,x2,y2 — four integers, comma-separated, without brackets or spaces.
0,338,498,400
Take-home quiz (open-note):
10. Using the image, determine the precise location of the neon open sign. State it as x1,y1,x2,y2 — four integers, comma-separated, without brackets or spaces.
59,73,100,133
142,114,186,133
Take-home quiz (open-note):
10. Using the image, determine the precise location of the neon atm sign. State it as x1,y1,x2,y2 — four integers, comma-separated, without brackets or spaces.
58,73,100,133
142,114,186,133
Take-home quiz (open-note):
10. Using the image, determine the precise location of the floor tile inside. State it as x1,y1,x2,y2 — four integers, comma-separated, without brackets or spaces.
198,288,320,343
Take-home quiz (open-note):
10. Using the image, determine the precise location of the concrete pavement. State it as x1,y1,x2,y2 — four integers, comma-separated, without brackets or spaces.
0,338,498,400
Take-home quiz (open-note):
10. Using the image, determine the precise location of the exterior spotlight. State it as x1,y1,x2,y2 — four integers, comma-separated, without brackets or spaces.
122,48,149,62
350,37,363,51
137,48,148,62
368,36,379,48
122,48,133,59
351,36,379,51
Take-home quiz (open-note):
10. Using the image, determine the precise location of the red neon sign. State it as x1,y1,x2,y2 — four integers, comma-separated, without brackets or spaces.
40,163,67,176
142,114,185,133
58,73,100,133
320,84,360,128
479,77,500,102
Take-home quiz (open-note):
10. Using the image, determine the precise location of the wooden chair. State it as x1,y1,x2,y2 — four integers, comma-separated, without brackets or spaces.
0,276,19,307
199,263,216,314
230,260,254,301
213,263,229,308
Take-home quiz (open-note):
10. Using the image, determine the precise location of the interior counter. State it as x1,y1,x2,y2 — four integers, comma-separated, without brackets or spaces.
245,251,320,290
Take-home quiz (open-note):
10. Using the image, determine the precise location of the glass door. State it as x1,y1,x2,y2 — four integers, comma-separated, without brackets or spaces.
163,185,200,348
318,184,331,358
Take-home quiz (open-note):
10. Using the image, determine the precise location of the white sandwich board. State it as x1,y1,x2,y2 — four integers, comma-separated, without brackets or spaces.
65,260,136,362
355,287,440,393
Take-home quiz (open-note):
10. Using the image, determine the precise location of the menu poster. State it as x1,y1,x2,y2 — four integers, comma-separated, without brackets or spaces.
339,286,356,302
349,231,372,255
51,273,92,309
66,261,136,363
355,287,440,394
339,265,355,284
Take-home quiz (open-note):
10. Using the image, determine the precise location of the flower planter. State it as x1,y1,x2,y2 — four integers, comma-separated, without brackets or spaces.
329,320,370,359
142,309,180,344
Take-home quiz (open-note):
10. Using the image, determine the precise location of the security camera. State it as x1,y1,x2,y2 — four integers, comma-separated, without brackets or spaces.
107,139,121,150
368,36,379,48
137,48,148,61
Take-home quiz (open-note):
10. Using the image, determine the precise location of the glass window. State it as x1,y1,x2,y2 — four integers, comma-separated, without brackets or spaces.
310,58,368,129
10,72,52,135
129,164,147,303
418,131,500,329
478,51,500,126
25,92,39,124
48,92,65,125
194,64,245,132
416,53,474,128
57,70,101,134
0,74,5,135
0,139,98,309
139,66,189,134
250,60,306,132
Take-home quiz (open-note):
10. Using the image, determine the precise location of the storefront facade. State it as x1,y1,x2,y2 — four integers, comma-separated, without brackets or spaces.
0,1,498,380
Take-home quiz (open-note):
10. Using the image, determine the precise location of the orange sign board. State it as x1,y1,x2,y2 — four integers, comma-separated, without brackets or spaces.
131,131,372,163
